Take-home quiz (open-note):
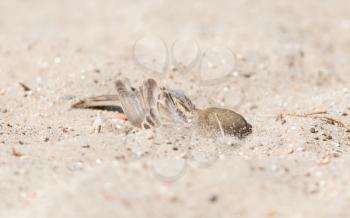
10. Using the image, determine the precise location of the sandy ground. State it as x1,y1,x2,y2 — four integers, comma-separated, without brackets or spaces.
1,0,350,217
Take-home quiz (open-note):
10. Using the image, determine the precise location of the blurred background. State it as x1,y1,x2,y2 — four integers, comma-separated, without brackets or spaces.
1,1,350,218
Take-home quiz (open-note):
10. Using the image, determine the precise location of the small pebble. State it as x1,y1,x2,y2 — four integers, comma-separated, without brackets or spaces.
333,153,340,158
67,161,84,171
145,132,154,140
62,127,73,133
209,195,218,203
287,149,294,154
318,156,331,165
310,127,316,133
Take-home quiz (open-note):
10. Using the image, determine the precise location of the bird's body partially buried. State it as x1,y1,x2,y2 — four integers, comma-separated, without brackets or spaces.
72,78,252,137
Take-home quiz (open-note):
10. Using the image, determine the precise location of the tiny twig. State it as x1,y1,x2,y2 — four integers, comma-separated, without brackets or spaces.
277,111,327,120
12,147,24,157
19,82,31,92
277,111,350,131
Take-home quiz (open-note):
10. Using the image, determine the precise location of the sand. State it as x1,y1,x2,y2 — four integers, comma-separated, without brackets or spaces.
1,0,350,217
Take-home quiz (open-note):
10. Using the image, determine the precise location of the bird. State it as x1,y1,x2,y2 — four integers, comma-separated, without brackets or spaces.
72,78,252,137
